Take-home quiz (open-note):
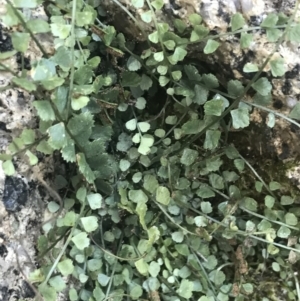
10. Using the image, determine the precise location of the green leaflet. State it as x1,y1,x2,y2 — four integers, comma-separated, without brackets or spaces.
12,77,36,91
50,23,71,39
182,119,205,135
11,32,30,52
52,47,72,70
77,152,96,183
204,39,220,54
61,138,76,162
240,32,253,48
47,123,67,149
231,13,245,31
231,108,250,129
141,10,152,23
261,13,278,28
49,275,66,292
176,279,193,298
189,13,202,26
121,71,141,87
270,58,286,77
180,148,198,166
156,186,170,205
71,232,90,250
81,216,98,232
20,129,35,144
251,77,272,95
68,114,94,136
57,259,74,276
38,284,57,301
136,200,147,230
33,101,56,121
2,160,15,176
26,19,50,33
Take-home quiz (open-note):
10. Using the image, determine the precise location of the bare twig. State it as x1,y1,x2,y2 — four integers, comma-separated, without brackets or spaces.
13,245,43,301
32,166,63,226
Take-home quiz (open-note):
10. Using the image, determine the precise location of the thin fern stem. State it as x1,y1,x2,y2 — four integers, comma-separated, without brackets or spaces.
66,0,77,120
243,101,300,129
111,0,148,43
6,0,48,58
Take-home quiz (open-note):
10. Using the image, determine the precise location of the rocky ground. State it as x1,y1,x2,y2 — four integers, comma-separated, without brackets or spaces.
0,1,55,300
0,0,300,300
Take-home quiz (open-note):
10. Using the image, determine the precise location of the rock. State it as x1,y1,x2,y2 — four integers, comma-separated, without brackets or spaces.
2,176,28,212
0,23,12,51
21,280,36,299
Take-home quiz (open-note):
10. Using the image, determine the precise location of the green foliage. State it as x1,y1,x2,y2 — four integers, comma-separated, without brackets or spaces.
11,32,30,52
204,39,220,54
1,1,300,301
231,13,245,31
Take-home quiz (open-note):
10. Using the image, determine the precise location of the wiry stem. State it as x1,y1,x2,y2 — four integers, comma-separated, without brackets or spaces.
6,0,48,58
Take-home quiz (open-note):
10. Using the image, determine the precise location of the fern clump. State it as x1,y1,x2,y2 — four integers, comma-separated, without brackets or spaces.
1,0,300,300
